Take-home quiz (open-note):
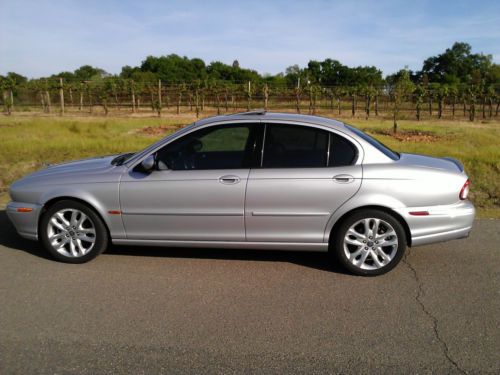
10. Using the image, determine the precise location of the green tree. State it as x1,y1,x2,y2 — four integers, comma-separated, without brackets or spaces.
420,42,494,84
390,69,415,133
74,65,108,81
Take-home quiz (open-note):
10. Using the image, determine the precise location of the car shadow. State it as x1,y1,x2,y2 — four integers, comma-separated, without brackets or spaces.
0,210,347,274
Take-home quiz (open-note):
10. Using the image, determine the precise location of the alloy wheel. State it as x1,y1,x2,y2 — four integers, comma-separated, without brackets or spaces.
46,208,96,257
343,217,398,270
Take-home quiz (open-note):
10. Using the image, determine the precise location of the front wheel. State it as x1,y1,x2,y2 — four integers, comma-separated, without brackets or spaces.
332,209,407,276
39,200,108,263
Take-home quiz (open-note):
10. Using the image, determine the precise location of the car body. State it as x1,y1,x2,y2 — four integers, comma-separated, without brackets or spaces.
7,111,475,275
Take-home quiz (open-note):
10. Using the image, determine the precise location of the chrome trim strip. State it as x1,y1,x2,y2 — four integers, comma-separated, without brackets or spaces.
122,211,243,216
251,212,330,217
326,132,331,166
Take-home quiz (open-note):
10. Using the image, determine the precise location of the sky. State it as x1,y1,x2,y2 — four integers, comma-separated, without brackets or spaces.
1,0,499,78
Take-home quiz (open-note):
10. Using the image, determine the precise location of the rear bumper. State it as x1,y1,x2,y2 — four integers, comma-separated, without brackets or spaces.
6,201,42,241
394,200,475,247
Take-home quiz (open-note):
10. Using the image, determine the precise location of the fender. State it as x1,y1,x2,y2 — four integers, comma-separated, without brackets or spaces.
39,185,126,239
323,192,406,242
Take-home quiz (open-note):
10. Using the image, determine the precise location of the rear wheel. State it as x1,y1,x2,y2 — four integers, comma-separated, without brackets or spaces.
332,209,407,276
40,200,108,263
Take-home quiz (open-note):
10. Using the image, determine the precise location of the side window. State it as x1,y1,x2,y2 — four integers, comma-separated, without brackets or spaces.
262,124,328,168
329,133,358,166
156,124,256,170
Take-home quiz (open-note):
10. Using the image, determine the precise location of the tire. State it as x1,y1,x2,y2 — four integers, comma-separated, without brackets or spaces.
39,200,108,263
332,209,407,276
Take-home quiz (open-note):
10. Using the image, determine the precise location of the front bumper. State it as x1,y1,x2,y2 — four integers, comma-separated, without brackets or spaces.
6,201,42,241
394,200,475,247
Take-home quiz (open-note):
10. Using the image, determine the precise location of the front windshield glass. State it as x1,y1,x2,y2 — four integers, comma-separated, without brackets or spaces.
345,125,399,160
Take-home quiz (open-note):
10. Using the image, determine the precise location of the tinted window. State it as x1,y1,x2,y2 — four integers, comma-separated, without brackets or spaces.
345,124,399,160
329,133,358,166
262,124,328,168
156,124,256,170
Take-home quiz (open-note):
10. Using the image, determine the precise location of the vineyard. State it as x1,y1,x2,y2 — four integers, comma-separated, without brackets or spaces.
2,79,500,123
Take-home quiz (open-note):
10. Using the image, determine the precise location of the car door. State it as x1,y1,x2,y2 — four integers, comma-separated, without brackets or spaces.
120,122,259,241
245,122,362,243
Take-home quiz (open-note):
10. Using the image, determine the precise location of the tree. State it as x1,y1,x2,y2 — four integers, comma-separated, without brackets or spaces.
74,65,108,81
420,42,494,84
414,84,425,121
1,74,19,114
390,69,415,133
6,72,27,85
284,64,305,88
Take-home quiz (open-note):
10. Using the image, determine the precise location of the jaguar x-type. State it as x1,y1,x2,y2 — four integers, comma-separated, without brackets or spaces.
7,111,475,275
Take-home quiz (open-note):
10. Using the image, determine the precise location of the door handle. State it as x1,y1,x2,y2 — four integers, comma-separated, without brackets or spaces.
219,175,241,184
333,174,354,183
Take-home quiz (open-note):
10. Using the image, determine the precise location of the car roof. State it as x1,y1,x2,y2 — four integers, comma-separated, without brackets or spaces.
193,110,346,130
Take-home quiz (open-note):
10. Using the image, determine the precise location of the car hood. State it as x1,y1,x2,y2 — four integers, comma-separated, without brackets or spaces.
34,155,118,176
398,153,463,173
13,155,124,188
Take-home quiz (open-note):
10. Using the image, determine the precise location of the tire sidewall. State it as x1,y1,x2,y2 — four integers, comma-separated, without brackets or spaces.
333,209,407,276
39,200,108,263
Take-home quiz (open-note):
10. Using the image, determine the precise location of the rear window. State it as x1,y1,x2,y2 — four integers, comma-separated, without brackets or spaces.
329,133,358,166
345,125,399,160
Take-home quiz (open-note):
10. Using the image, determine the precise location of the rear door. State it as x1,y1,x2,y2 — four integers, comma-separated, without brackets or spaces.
245,123,362,243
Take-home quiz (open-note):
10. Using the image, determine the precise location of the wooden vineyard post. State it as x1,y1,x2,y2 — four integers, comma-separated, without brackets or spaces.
309,85,313,115
177,85,182,115
45,80,51,113
295,78,301,113
9,89,14,113
216,89,221,115
195,88,200,118
247,81,251,111
225,88,229,112
59,78,65,116
40,90,46,112
79,82,83,111
263,84,269,111
157,79,162,117
351,92,356,117
131,81,136,113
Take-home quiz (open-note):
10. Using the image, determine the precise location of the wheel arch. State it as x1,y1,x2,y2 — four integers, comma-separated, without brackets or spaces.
39,196,112,240
327,205,412,247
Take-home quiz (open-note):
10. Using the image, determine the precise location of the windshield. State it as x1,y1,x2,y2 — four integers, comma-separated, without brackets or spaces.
345,125,399,160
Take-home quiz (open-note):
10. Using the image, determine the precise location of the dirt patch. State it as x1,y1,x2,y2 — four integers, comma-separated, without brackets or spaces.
367,129,449,143
136,124,183,136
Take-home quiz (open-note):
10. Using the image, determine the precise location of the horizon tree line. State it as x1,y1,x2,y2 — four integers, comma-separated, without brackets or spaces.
1,42,499,130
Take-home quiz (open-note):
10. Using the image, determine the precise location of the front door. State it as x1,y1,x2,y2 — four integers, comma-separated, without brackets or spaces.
245,123,362,243
120,123,259,241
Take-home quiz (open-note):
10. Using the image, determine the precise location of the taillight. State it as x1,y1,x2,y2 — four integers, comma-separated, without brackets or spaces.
459,179,470,200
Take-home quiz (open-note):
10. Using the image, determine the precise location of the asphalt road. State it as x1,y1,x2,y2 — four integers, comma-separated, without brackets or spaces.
0,210,498,374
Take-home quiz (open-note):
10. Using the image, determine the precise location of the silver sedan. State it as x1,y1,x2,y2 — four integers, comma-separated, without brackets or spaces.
7,111,475,275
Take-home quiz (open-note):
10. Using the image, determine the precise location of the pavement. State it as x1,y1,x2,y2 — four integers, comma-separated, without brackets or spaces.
0,210,498,374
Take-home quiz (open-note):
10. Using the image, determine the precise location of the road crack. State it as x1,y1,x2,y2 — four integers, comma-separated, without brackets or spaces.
403,252,467,375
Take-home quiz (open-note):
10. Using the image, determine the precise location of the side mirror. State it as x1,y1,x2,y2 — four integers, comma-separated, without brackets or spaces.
140,154,155,172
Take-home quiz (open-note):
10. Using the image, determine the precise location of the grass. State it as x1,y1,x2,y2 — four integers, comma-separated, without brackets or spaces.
0,113,498,217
